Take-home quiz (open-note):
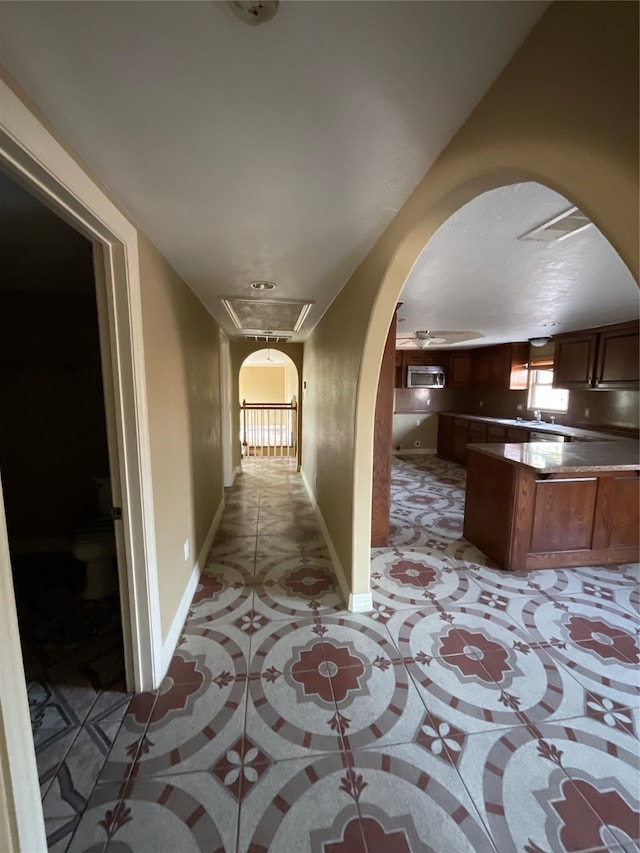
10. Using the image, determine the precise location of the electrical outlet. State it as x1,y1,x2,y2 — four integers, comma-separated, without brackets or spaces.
183,539,190,561
414,440,421,447
517,404,523,411
416,419,421,426
479,400,484,408
584,407,591,418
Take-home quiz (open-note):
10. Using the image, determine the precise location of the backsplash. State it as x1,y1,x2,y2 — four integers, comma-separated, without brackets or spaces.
394,385,639,449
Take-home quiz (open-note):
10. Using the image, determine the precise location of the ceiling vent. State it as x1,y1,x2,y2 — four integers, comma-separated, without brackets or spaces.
240,334,291,343
519,207,593,243
221,297,313,333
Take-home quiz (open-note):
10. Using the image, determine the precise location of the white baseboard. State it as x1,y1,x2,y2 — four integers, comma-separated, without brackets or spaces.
158,495,225,678
301,470,372,613
349,590,374,611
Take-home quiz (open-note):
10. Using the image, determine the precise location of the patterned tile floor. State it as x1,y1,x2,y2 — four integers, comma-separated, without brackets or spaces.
63,453,639,852
12,552,127,851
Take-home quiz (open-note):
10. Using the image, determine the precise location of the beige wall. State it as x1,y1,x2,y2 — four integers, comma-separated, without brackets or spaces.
239,366,286,403
138,233,223,641
303,1,639,594
392,414,439,452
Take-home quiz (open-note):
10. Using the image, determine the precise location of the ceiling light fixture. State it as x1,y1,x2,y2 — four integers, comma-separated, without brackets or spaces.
250,280,276,291
529,336,551,348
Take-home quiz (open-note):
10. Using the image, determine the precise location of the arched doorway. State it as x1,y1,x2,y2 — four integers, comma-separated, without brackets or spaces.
356,172,638,601
239,349,299,464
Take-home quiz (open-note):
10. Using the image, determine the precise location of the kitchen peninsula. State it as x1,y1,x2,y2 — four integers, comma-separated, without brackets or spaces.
463,440,640,571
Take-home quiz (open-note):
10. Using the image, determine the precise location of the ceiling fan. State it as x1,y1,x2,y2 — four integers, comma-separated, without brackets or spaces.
396,330,454,349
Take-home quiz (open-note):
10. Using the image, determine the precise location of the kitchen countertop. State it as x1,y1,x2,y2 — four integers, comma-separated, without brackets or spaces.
467,438,640,474
443,413,628,442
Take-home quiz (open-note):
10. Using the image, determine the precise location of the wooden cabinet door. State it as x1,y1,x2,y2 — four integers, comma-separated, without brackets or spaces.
554,334,598,388
595,325,639,388
451,419,469,463
506,427,530,442
468,422,487,444
486,424,507,443
489,344,511,386
423,350,448,371
449,351,471,387
437,414,453,460
471,349,490,385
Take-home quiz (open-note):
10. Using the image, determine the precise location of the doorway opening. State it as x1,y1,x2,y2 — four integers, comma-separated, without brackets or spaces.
239,349,299,463
0,169,129,846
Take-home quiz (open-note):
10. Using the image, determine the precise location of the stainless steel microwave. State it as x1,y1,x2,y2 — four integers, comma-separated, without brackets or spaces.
407,365,446,389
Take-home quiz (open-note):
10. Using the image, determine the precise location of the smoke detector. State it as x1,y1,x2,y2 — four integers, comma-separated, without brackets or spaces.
228,1,279,25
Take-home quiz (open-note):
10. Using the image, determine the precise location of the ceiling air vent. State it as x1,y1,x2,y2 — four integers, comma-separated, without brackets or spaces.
241,335,291,343
519,207,592,243
221,297,313,334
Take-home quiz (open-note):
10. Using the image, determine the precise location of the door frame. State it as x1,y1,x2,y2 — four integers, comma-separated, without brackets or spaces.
0,75,161,850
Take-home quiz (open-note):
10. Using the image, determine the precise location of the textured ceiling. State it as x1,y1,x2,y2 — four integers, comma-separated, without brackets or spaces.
0,0,549,340
397,182,639,349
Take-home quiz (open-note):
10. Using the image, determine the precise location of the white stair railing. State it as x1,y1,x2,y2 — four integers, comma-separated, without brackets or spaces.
241,398,298,459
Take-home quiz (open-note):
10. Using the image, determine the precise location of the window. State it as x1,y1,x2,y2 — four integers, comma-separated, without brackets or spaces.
527,359,569,413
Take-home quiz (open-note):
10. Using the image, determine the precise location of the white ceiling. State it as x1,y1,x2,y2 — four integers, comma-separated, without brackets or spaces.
0,0,551,340
397,182,639,348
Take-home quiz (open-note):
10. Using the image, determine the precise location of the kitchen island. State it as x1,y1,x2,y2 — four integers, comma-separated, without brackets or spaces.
463,440,640,571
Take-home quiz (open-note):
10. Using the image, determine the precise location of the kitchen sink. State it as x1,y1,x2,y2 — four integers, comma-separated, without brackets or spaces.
505,419,549,425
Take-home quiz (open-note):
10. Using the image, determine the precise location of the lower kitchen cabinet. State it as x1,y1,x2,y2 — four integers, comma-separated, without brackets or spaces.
464,446,640,570
451,418,469,464
437,414,453,459
437,416,531,464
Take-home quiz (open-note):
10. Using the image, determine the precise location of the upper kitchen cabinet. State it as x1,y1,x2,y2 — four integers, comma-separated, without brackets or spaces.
467,343,529,389
489,342,529,390
395,349,449,388
595,323,640,389
448,350,471,387
554,321,639,390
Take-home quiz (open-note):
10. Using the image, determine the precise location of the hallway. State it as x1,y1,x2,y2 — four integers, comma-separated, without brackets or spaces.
65,455,638,852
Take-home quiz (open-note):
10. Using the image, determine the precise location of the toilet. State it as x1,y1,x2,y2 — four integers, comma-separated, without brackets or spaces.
72,478,117,600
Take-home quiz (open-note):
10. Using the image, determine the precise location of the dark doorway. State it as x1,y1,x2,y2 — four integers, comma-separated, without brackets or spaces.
0,170,128,848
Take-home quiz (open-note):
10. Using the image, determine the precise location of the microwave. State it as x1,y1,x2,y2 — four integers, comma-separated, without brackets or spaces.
407,365,446,389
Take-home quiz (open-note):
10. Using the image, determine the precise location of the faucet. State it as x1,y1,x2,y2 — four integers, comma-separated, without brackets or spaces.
534,410,542,423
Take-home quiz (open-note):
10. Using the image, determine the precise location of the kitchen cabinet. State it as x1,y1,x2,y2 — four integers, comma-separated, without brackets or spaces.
595,324,639,388
491,342,529,389
471,349,490,385
466,343,529,390
553,321,639,390
464,443,640,571
486,424,507,443
506,426,530,442
395,349,449,389
553,332,599,388
437,414,453,459
437,416,537,464
451,418,470,464
468,421,487,444
448,351,471,388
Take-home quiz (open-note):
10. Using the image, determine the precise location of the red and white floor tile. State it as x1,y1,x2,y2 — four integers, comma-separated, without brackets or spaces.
68,454,639,852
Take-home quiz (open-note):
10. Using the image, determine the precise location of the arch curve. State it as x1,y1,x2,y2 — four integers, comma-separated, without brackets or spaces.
352,63,638,597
